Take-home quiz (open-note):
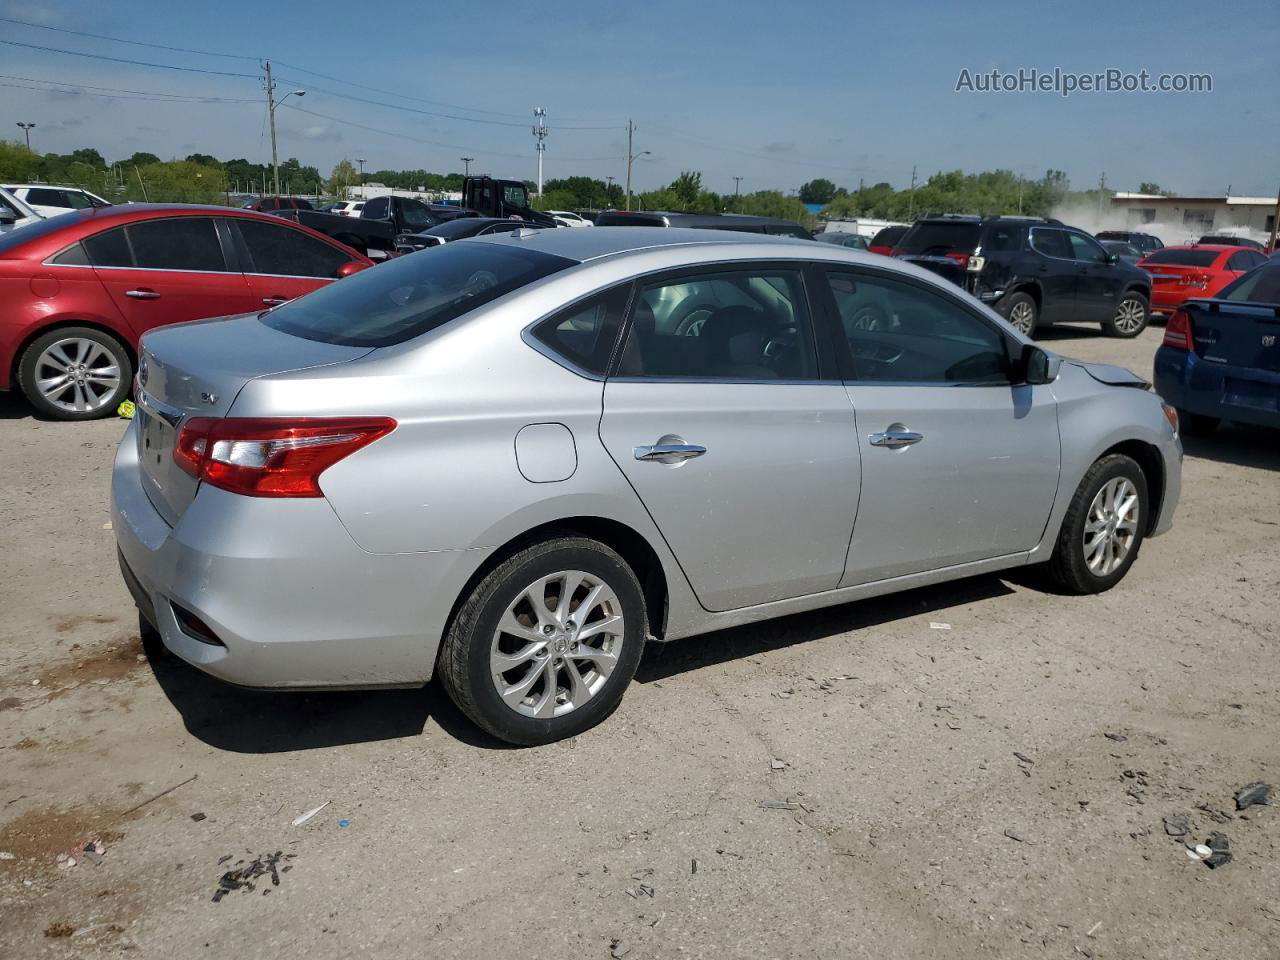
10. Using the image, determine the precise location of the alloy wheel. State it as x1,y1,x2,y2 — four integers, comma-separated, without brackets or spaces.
489,570,625,719
1083,477,1140,576
33,337,121,414
1008,301,1035,335
1114,298,1146,334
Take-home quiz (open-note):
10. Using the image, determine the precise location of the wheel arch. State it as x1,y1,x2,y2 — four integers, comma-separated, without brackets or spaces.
1099,439,1165,535
1007,280,1043,311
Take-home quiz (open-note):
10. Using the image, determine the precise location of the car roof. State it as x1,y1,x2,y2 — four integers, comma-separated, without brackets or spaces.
3,183,98,192
470,225,823,263
598,210,804,229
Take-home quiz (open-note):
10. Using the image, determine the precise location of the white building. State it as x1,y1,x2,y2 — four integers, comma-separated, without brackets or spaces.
815,217,908,238
1110,192,1278,245
348,183,462,204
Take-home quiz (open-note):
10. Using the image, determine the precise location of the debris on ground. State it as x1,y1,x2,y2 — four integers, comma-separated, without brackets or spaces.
79,840,106,865
338,819,350,828
1235,782,1270,811
120,774,198,817
1003,829,1027,843
189,813,206,822
291,801,330,826
609,938,631,958
1104,732,1128,742
1013,752,1034,765
758,800,801,811
1204,832,1232,869
44,923,74,938
211,851,295,902
770,759,786,771
929,622,952,630
1196,803,1233,824
1163,815,1188,838
691,858,697,875
116,400,136,420
0,851,16,860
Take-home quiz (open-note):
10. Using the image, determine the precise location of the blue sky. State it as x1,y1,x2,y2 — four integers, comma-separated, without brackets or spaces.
3,0,1277,196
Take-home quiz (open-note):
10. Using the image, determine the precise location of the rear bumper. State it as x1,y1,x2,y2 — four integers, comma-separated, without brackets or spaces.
1154,346,1280,429
110,419,488,688
1150,289,1194,315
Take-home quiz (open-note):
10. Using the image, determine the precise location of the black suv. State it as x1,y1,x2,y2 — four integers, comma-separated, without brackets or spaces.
893,215,1153,337
1096,230,1164,254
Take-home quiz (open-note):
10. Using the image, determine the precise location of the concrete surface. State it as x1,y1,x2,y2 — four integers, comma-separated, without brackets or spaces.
1,324,1277,959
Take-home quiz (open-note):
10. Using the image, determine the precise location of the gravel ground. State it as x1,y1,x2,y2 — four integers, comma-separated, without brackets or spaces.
1,324,1277,959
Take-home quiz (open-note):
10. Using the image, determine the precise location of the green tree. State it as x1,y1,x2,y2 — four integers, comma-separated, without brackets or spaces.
1138,181,1173,197
327,159,359,197
670,171,703,208
125,151,161,167
798,178,839,205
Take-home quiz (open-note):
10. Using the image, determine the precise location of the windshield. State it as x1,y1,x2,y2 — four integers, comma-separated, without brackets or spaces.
1142,249,1219,266
1219,264,1280,304
260,241,575,347
894,222,980,255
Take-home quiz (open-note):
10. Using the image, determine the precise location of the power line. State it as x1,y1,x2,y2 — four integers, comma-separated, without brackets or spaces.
0,14,260,60
0,78,257,103
0,38,259,78
0,72,257,101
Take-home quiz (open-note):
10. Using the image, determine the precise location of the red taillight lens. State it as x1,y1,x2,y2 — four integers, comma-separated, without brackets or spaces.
944,251,970,265
174,417,396,497
1182,273,1211,289
1163,310,1193,350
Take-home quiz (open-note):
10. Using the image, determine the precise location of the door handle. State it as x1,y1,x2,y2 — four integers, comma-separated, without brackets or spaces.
125,289,160,299
262,296,288,306
634,441,706,464
869,429,923,448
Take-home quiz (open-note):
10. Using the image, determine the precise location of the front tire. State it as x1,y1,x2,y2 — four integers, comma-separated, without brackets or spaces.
18,327,132,420
437,537,647,746
1103,292,1149,338
1003,292,1038,337
1047,454,1149,594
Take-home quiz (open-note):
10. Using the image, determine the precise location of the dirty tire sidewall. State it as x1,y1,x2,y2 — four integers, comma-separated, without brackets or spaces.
438,537,647,746
1048,453,1149,595
18,326,132,421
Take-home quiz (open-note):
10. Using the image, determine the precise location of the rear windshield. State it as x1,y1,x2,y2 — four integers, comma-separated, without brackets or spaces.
893,222,980,255
1142,249,1219,266
595,212,666,227
1219,264,1280,304
870,226,906,247
0,209,88,255
420,218,502,240
260,242,575,347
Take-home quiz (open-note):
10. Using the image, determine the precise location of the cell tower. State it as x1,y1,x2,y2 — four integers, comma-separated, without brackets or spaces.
532,107,548,197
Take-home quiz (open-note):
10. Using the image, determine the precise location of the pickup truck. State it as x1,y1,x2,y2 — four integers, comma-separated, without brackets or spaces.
274,177,556,260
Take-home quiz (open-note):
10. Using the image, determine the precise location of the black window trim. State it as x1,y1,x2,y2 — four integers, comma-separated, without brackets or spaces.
522,282,636,381
603,259,837,384
812,262,1021,388
51,216,236,274
1028,226,1073,262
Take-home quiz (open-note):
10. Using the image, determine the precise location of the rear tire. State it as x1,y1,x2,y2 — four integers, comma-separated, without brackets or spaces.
1103,292,1149,338
18,326,132,421
1177,409,1219,436
437,537,647,746
1047,454,1149,594
1003,292,1038,337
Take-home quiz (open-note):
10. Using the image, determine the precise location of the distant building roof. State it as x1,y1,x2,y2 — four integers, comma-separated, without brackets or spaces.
1112,192,1276,206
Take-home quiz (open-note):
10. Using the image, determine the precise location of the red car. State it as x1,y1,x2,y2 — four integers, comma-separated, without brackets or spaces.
0,204,371,420
868,224,907,256
1136,244,1268,318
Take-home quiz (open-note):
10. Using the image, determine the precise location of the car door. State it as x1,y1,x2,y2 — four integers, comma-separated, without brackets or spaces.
86,216,257,339
229,216,360,307
598,264,861,612
1027,227,1078,322
1066,229,1123,322
816,268,1060,585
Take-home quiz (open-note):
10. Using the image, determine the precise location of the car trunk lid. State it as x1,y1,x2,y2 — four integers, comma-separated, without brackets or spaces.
135,312,373,525
1184,299,1280,373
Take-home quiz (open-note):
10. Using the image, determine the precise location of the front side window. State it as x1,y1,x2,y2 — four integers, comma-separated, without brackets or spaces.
825,271,1009,384
1066,231,1109,263
235,218,350,278
260,241,574,347
1220,264,1280,304
616,269,816,380
531,286,630,376
63,191,95,210
126,217,227,272
1030,228,1071,259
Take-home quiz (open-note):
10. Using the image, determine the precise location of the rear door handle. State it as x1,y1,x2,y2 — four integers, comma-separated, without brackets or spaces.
634,441,706,464
869,429,923,448
125,289,160,299
262,296,288,306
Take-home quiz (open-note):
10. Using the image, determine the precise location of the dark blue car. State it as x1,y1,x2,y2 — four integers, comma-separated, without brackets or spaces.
1154,261,1280,434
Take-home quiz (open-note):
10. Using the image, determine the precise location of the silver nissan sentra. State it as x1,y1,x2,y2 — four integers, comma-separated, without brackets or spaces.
112,227,1182,745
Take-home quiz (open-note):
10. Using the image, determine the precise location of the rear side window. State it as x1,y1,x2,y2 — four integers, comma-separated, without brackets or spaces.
1220,264,1280,304
1143,249,1219,267
870,226,907,248
51,242,90,266
25,188,67,207
127,218,227,271
982,225,1022,252
363,197,389,219
83,226,134,267
895,222,980,255
530,286,630,376
235,218,351,278
260,242,575,347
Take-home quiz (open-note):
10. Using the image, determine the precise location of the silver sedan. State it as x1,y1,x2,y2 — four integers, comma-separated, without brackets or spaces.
112,228,1182,745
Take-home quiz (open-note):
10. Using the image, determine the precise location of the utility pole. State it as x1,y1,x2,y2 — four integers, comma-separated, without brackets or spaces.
461,157,473,177
1098,171,1107,221
16,122,35,150
625,120,650,211
908,165,917,219
532,108,547,196
1269,185,1280,254
732,176,742,208
264,61,305,197
357,158,365,197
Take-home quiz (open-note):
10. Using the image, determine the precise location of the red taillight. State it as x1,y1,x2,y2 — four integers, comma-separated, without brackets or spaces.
944,251,970,265
174,417,396,497
1163,310,1194,351
1181,273,1211,289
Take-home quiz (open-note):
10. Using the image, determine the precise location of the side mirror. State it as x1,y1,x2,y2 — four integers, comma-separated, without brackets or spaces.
0,209,16,226
1019,344,1062,384
336,260,368,279
1105,252,1119,265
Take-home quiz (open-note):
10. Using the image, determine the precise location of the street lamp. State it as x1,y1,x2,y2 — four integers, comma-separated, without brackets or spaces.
625,149,650,211
16,122,35,150
356,158,366,198
264,61,304,196
461,157,473,177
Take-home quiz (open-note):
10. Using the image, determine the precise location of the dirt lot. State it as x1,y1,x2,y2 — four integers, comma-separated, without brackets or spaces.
1,324,1277,959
